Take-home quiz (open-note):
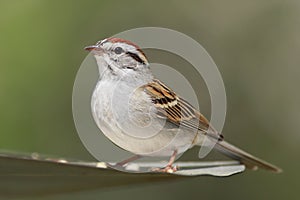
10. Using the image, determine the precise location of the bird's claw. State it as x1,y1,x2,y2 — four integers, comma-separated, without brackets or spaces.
151,165,179,173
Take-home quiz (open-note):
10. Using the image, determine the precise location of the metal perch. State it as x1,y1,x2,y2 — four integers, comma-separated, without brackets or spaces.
0,151,245,197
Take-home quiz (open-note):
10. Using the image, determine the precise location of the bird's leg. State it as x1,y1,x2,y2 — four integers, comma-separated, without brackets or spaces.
167,150,177,167
115,154,142,167
153,150,178,173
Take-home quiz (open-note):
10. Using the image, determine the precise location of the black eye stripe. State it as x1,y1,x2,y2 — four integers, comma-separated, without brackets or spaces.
126,52,145,64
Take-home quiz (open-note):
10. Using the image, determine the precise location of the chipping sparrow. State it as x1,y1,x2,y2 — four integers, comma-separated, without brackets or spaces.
85,37,281,173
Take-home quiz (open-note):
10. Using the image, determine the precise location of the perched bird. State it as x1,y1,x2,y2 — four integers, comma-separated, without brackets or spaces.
85,37,281,173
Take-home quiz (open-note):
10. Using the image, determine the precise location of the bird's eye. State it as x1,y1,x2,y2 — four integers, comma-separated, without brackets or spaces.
114,47,124,54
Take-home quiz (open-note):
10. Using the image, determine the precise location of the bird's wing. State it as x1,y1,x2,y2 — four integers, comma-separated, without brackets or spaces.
140,79,223,141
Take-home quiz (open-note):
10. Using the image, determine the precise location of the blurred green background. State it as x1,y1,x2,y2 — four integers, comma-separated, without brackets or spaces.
0,0,299,199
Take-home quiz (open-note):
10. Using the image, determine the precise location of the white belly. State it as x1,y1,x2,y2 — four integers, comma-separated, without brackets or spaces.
91,80,200,157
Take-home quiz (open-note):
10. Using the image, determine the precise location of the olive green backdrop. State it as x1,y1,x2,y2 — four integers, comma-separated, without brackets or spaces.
0,0,299,199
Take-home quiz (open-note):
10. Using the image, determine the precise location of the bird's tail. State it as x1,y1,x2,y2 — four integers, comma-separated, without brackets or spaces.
215,140,282,173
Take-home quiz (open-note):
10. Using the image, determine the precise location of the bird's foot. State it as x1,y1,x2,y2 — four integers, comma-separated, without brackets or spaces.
152,165,178,173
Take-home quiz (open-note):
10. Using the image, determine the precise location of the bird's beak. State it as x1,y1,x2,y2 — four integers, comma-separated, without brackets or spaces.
84,45,105,56
84,45,99,51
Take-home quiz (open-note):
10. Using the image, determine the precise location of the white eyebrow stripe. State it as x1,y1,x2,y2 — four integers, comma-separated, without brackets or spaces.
99,40,148,64
100,38,108,45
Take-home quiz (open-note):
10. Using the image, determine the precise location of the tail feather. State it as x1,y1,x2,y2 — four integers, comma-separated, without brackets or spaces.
215,140,282,173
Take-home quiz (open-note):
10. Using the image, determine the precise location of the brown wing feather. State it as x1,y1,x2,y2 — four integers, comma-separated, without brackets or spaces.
141,79,223,140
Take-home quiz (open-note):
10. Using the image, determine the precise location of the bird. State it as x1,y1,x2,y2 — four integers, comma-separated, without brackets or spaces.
85,37,282,173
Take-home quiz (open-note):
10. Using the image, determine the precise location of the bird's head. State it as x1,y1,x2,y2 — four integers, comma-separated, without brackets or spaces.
85,38,150,78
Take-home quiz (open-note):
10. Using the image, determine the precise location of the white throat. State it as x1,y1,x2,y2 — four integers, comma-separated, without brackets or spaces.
94,54,153,87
